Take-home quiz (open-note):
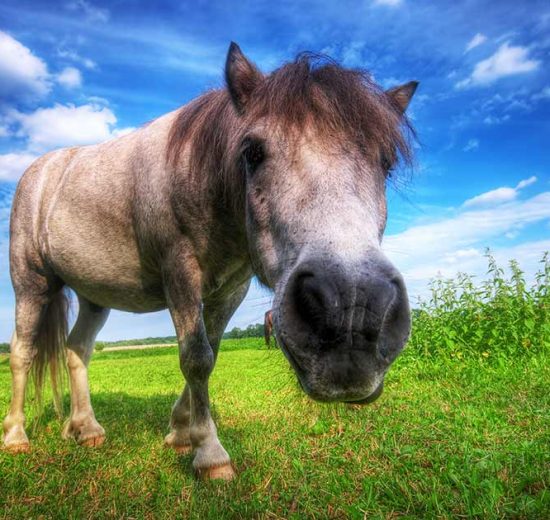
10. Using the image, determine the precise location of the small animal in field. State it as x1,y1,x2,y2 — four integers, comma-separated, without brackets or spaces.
264,310,276,348
3,42,417,480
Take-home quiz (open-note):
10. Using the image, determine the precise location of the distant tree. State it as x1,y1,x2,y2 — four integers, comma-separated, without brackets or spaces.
223,324,266,339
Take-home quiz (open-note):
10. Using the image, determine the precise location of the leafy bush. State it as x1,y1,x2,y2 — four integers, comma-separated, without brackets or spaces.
95,341,106,352
408,251,549,362
0,342,9,354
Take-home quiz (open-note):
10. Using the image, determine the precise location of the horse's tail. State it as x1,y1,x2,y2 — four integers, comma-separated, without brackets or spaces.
32,289,69,416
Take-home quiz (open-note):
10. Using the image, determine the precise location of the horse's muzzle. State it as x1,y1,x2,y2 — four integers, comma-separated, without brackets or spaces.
275,252,410,402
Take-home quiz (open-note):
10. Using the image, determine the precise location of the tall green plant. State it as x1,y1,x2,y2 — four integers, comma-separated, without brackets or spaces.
408,251,549,361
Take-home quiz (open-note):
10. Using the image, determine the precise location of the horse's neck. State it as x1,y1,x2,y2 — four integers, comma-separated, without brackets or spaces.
133,106,250,279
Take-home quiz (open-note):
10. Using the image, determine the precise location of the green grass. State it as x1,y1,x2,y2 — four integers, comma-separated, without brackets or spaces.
1,339,548,519
1,254,549,518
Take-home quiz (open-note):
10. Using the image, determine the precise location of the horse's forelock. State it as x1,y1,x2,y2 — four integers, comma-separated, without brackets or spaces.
166,53,415,202
249,54,415,166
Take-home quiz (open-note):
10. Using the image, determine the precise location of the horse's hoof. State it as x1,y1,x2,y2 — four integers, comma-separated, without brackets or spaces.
164,431,192,454
3,423,30,453
63,417,106,447
173,444,193,455
79,435,105,448
4,442,30,454
196,463,236,481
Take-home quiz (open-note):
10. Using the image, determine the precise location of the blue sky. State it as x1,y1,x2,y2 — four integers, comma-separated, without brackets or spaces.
0,0,549,341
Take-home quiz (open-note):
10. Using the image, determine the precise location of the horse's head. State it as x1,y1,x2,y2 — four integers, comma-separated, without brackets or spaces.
226,43,417,404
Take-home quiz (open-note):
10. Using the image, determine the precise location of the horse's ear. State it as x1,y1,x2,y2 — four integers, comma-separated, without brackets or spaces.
386,81,419,113
225,42,263,113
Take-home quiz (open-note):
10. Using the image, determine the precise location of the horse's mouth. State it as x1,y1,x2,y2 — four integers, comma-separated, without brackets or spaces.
276,333,384,404
344,381,384,405
276,333,307,389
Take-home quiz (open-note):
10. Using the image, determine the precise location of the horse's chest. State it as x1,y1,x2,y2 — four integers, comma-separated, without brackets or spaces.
203,259,252,301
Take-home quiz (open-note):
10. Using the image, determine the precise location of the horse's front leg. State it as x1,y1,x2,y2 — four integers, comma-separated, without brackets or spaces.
165,281,250,463
165,267,235,480
173,310,234,479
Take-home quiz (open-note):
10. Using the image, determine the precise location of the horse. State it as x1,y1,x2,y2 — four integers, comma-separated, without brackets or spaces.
264,310,275,347
3,42,417,480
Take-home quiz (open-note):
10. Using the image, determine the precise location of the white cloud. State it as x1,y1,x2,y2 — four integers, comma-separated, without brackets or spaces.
463,176,537,208
532,86,550,101
465,33,487,53
463,138,479,152
83,58,96,69
320,41,369,68
483,114,510,125
384,190,550,299
456,43,540,89
0,152,38,181
444,247,482,264
475,85,550,125
516,176,537,189
373,0,403,6
57,66,82,89
57,48,96,69
379,76,407,89
85,95,110,106
0,31,51,100
66,0,109,23
11,103,118,152
341,41,365,67
463,187,516,207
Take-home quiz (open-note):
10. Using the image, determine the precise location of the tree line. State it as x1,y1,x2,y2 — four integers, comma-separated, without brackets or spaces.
222,323,265,339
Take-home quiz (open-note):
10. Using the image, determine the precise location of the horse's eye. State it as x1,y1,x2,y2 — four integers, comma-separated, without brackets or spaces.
242,140,265,175
381,156,395,177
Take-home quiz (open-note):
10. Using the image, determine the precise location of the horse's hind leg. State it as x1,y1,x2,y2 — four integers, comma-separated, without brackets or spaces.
3,293,52,452
164,385,192,454
62,296,109,447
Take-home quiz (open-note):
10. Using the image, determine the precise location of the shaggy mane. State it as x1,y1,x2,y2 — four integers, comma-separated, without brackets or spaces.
166,53,415,202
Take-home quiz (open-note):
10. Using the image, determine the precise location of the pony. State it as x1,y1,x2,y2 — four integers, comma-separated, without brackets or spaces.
3,42,417,480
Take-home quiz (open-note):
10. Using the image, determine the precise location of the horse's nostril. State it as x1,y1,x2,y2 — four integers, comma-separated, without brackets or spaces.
292,270,343,340
294,273,326,331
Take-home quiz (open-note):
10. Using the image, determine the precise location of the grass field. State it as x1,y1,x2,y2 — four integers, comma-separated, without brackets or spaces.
1,339,548,519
